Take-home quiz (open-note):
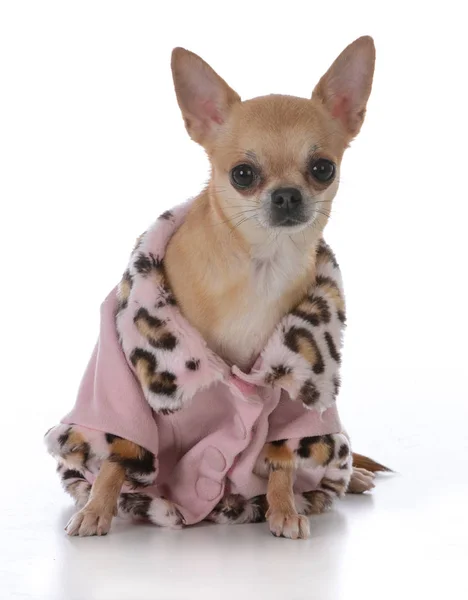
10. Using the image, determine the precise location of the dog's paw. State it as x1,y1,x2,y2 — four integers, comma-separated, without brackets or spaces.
348,467,375,494
267,511,310,539
65,505,114,537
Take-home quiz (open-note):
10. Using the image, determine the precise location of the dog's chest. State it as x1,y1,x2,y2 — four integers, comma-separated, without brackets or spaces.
211,245,309,371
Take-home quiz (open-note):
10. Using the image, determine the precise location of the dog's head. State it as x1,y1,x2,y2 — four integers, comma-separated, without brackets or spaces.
171,37,375,245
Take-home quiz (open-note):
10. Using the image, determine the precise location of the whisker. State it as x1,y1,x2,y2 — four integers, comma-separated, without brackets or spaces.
228,214,259,237
212,210,260,228
314,209,332,218
288,235,302,253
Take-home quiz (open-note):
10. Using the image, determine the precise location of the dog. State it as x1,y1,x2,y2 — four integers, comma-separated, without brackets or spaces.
45,36,388,540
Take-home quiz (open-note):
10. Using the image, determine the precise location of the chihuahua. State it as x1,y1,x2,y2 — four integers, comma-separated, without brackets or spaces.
47,36,387,540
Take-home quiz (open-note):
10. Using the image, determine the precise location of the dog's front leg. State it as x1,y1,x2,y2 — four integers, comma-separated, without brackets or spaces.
65,459,125,537
264,442,310,540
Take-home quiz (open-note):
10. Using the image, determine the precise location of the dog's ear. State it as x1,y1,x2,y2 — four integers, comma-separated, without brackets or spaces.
312,36,375,138
171,48,241,145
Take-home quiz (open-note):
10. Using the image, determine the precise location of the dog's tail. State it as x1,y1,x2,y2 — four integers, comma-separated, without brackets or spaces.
352,452,392,472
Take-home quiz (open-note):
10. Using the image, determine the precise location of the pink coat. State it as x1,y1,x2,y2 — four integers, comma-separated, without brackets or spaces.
57,201,345,525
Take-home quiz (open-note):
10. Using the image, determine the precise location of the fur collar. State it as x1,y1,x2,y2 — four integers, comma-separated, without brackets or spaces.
115,201,345,415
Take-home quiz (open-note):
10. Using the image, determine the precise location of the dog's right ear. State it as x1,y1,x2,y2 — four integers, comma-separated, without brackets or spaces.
171,48,241,146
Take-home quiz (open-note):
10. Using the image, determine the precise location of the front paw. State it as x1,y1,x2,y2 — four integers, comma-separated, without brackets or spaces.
65,504,114,537
267,510,310,539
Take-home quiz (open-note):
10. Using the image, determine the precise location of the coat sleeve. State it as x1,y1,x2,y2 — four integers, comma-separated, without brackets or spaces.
59,289,161,458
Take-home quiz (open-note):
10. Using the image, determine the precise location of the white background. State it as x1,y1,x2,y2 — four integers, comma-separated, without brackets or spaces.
1,1,467,599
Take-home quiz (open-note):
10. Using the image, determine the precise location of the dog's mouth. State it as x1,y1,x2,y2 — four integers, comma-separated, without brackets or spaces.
274,217,309,228
267,213,312,230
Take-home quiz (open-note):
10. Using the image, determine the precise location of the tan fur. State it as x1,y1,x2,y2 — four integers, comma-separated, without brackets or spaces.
65,460,126,536
266,466,310,539
266,467,295,515
165,60,355,369
88,460,125,513
166,191,316,369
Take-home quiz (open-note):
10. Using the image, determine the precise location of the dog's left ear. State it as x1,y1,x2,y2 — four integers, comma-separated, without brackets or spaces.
171,48,241,146
312,36,375,138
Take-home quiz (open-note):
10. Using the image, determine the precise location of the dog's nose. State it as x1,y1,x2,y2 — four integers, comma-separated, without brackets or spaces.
270,187,303,224
271,187,303,209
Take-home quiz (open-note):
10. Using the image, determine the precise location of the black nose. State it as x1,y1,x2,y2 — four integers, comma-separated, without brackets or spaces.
270,187,304,225
271,187,303,209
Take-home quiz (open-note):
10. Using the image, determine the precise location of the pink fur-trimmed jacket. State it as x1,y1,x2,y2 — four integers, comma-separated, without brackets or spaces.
58,200,346,525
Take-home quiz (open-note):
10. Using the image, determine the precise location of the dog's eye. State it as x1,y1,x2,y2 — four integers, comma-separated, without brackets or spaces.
309,158,336,183
230,164,256,189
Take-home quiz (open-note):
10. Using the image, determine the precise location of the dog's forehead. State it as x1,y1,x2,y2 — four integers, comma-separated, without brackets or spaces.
224,95,344,168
